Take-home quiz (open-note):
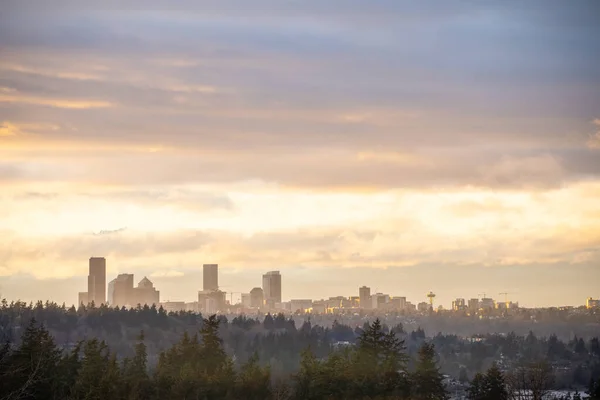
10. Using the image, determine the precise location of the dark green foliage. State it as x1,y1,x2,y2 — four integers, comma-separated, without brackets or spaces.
589,376,600,400
236,352,271,400
412,342,449,400
0,300,597,399
468,363,508,400
0,319,63,400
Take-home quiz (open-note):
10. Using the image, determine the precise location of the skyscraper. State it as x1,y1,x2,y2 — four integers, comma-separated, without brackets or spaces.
88,257,106,305
203,264,218,291
134,276,160,306
359,286,371,309
107,273,134,307
262,271,282,307
250,287,264,308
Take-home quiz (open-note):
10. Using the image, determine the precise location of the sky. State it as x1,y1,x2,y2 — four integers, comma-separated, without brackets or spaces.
1,1,599,308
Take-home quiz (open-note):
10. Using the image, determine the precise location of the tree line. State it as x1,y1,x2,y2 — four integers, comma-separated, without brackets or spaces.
1,316,450,400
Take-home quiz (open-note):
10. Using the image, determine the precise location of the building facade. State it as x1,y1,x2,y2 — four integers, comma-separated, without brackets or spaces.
250,287,264,308
133,276,160,306
587,297,600,309
88,257,106,305
262,271,282,307
203,264,219,292
78,292,88,306
290,299,313,313
359,286,371,309
108,273,134,307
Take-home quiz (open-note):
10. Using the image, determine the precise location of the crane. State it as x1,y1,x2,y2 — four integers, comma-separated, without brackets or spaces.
478,292,487,299
499,292,513,309
226,292,241,305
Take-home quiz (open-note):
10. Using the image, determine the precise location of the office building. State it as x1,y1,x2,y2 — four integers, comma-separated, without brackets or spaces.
78,292,88,306
468,298,479,313
312,300,327,314
133,276,160,306
452,298,466,311
359,286,371,309
290,299,313,313
88,257,106,305
262,271,282,307
203,264,219,291
107,273,134,307
241,293,251,308
198,289,226,313
390,296,407,311
372,293,389,309
587,297,600,309
417,302,429,313
480,298,495,311
250,287,264,308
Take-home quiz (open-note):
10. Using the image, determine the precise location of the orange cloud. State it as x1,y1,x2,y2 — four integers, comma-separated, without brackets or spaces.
0,91,114,109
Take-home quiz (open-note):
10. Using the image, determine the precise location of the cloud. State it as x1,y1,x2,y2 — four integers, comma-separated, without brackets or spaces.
150,270,184,278
94,227,127,236
0,91,114,109
587,118,600,149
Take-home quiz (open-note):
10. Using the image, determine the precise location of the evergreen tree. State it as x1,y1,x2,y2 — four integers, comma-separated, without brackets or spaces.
467,373,487,400
122,331,151,400
484,363,508,400
0,319,62,400
412,342,449,400
589,377,600,400
237,352,271,400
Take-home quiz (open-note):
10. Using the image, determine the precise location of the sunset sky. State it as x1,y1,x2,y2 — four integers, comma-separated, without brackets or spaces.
1,1,599,307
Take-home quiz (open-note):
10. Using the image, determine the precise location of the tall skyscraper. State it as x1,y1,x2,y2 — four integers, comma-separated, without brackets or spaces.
359,286,371,309
107,273,134,307
88,257,106,305
262,271,282,306
203,264,218,291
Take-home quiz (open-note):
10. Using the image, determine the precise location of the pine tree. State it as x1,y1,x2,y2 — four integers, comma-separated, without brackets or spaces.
484,363,508,400
589,377,600,400
467,373,487,400
122,331,151,400
412,342,449,400
237,352,271,400
0,319,62,400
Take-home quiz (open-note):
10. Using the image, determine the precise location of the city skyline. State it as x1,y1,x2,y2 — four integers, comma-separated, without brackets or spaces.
1,1,600,307
48,257,600,310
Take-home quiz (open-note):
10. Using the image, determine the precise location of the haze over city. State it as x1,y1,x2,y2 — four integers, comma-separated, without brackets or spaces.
1,1,600,308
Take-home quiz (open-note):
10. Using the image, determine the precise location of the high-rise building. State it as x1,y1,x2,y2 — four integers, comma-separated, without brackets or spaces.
108,273,134,307
250,287,264,308
203,264,219,291
390,296,407,311
88,257,106,305
468,298,479,313
262,271,282,307
452,298,466,311
359,286,371,309
198,289,226,313
480,298,495,310
241,293,251,308
586,297,600,309
371,293,389,309
133,276,160,306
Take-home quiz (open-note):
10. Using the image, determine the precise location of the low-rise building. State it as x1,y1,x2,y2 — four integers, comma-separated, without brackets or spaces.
587,297,600,309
